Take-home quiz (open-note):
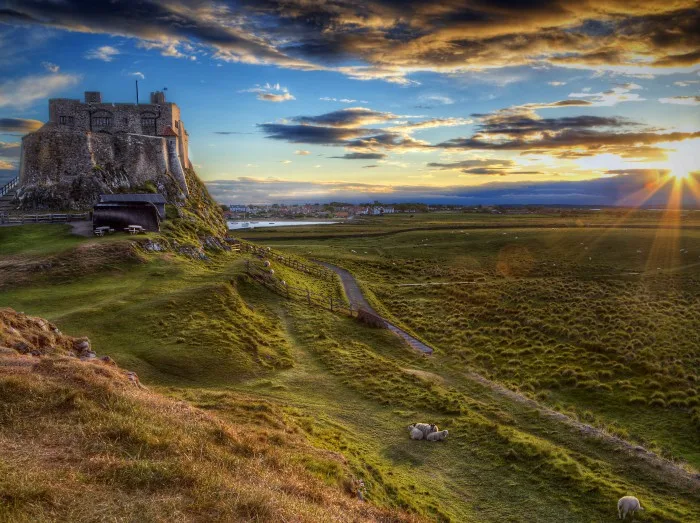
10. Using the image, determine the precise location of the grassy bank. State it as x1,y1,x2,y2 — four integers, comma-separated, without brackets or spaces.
1,221,699,521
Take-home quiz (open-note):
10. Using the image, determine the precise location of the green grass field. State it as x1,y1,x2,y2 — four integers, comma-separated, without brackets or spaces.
2,218,699,522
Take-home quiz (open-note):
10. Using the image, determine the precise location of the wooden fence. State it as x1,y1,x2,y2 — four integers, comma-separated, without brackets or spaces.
245,259,387,328
239,241,335,281
0,212,89,225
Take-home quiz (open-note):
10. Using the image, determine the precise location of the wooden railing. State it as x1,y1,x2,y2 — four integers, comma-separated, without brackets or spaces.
0,212,89,225
244,259,387,327
239,241,335,281
0,176,18,198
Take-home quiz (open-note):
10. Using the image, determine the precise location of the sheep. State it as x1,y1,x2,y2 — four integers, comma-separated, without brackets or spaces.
426,430,449,442
413,423,438,437
618,496,643,520
407,424,424,440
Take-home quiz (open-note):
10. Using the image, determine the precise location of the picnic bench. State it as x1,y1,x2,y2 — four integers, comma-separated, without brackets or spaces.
125,225,145,235
93,226,115,236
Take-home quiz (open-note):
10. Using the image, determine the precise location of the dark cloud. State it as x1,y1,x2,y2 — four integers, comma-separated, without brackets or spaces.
2,1,696,83
291,108,397,128
258,123,371,145
205,171,699,206
437,109,699,160
0,117,43,133
330,152,387,160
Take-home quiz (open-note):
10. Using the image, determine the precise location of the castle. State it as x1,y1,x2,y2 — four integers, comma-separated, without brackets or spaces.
18,90,191,209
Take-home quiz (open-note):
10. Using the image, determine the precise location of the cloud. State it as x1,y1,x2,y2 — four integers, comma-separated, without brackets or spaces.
415,94,454,108
259,123,371,145
659,95,700,105
387,118,473,132
258,92,295,102
330,152,387,160
213,131,253,135
295,150,310,155
85,45,120,62
5,1,697,83
128,71,145,80
291,107,399,128
280,159,292,164
436,105,699,161
0,73,80,109
0,118,43,133
566,83,645,107
428,158,516,176
0,142,21,158
673,80,700,87
320,97,368,104
548,81,567,86
204,171,699,206
0,159,16,170
41,61,59,73
240,82,296,102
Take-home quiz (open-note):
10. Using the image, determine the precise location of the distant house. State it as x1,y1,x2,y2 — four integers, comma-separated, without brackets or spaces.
99,193,167,219
92,201,161,232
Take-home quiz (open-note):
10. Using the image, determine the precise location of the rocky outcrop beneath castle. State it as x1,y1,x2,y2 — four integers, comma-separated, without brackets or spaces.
17,126,189,211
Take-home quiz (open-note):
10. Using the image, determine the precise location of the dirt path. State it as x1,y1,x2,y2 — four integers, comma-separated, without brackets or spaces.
317,260,700,488
318,261,433,355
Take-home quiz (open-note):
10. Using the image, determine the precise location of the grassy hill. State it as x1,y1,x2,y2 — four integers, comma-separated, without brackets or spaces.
1,210,699,522
0,308,416,522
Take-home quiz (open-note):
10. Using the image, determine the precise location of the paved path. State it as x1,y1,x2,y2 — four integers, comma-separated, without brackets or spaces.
318,261,699,487
318,261,433,355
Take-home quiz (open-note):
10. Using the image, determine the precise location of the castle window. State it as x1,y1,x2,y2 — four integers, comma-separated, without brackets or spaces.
59,115,74,125
93,116,112,127
175,120,179,129
141,116,157,135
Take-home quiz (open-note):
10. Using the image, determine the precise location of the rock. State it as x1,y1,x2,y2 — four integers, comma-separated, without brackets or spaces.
100,355,116,365
74,339,90,352
80,351,97,360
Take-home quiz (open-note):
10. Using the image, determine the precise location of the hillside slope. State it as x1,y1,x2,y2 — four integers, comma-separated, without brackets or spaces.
0,308,418,522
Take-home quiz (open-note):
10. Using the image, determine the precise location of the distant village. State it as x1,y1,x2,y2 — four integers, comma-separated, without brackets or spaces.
222,202,614,220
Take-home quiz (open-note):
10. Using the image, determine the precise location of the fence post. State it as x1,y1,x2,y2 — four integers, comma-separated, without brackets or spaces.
245,259,250,273
329,296,334,312
306,289,311,305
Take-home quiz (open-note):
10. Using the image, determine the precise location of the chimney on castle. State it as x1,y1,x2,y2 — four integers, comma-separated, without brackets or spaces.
150,91,166,104
84,91,102,103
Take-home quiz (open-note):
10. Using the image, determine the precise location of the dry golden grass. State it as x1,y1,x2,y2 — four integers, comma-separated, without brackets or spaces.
0,308,420,522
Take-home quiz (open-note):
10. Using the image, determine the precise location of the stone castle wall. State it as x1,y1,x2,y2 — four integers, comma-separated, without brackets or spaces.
18,126,188,210
16,91,191,210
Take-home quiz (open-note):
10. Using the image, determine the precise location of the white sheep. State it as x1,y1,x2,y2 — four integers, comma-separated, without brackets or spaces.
617,496,644,520
407,425,424,440
413,423,438,437
426,430,449,442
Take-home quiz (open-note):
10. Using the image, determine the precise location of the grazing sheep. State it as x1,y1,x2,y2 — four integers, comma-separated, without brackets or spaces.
426,430,449,442
414,423,438,437
618,496,644,520
408,424,424,440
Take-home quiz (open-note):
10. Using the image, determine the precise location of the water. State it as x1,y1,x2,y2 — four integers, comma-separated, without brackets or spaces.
227,220,338,230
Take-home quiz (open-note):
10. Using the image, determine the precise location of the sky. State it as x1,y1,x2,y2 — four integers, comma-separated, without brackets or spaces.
0,0,699,206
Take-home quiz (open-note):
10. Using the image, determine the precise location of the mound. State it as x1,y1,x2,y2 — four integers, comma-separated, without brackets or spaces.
0,309,418,522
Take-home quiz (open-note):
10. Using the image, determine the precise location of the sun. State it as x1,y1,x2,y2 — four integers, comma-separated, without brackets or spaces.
664,141,698,182
670,170,690,180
